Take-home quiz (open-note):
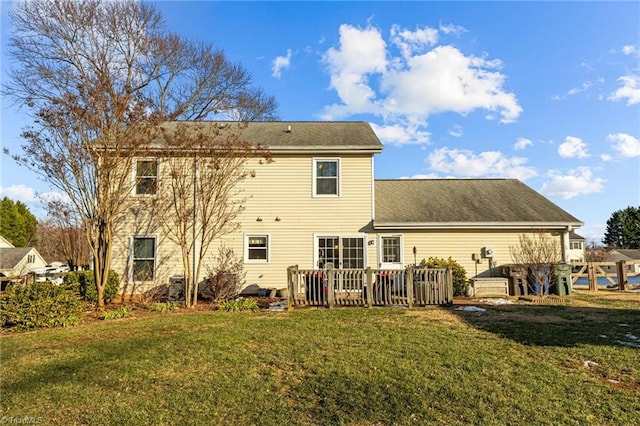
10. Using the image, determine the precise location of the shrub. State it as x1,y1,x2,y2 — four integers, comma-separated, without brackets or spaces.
0,281,85,330
205,246,246,302
219,298,258,312
419,256,468,297
64,270,120,304
100,306,132,320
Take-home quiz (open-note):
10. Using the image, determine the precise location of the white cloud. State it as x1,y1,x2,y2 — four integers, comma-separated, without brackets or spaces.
608,133,640,158
390,24,438,59
439,23,467,36
0,184,37,202
600,153,613,162
321,25,387,118
400,173,443,179
448,125,463,138
621,45,637,55
558,136,590,159
370,122,430,145
427,147,537,180
272,49,292,79
540,167,605,199
552,81,592,100
380,45,521,123
320,24,522,142
568,81,592,96
609,75,640,105
514,137,532,150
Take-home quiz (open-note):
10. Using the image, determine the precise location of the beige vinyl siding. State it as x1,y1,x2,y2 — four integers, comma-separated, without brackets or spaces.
228,153,374,290
111,152,375,295
368,229,563,278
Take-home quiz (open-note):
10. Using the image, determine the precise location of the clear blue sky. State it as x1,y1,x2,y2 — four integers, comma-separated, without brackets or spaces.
1,1,639,245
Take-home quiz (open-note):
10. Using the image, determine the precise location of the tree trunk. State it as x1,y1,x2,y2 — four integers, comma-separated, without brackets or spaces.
93,220,113,310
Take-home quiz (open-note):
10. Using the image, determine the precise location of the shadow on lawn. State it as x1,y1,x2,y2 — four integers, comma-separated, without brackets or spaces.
450,303,640,348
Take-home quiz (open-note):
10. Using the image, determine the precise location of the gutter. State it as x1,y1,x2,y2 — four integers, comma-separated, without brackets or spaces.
373,221,584,230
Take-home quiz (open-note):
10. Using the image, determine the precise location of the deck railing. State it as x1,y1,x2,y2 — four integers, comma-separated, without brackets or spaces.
286,265,453,309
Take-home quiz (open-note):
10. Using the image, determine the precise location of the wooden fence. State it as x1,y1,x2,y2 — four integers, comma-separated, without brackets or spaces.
571,260,640,291
286,265,453,309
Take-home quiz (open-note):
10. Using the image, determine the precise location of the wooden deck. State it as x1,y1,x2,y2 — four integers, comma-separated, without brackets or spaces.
286,265,453,309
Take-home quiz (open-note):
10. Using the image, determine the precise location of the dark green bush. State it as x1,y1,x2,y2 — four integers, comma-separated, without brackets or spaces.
63,270,120,304
420,256,468,297
0,281,85,330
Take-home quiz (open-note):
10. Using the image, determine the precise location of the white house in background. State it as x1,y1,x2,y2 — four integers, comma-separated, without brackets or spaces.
0,236,48,280
568,232,586,262
604,249,640,273
109,121,584,297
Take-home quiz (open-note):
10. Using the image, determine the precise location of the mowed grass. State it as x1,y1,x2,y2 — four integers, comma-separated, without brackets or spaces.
1,292,639,425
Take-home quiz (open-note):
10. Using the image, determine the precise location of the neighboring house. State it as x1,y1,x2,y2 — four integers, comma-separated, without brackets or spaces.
0,237,48,279
111,121,583,296
0,235,14,248
604,249,640,273
568,232,586,262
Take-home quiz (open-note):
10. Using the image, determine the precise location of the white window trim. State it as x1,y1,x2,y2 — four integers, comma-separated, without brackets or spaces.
312,158,341,197
378,234,404,267
244,233,270,263
132,158,160,197
129,235,158,282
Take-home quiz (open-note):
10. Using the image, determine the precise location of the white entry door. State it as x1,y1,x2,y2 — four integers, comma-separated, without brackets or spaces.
378,235,404,269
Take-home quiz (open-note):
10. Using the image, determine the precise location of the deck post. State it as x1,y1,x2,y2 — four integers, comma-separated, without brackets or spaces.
616,260,628,291
406,266,414,309
327,264,335,308
446,267,453,305
287,265,297,311
587,262,598,292
365,267,373,308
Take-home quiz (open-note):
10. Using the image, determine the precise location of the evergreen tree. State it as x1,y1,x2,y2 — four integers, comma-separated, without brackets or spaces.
603,206,640,249
0,197,37,246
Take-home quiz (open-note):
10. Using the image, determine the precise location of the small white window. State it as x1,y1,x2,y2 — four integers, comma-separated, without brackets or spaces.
313,159,339,196
132,236,156,281
245,234,269,263
134,159,158,195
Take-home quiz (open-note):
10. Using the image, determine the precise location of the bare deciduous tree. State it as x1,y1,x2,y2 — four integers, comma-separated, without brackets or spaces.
3,0,277,309
36,199,91,271
510,232,562,296
155,122,269,307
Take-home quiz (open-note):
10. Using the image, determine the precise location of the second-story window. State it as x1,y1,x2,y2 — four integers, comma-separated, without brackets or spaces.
135,159,158,196
314,159,339,196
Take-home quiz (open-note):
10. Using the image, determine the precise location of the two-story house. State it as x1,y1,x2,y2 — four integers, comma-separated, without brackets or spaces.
111,121,583,297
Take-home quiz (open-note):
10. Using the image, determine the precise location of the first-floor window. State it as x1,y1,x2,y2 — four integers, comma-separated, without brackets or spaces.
381,236,401,263
132,236,156,281
245,234,269,263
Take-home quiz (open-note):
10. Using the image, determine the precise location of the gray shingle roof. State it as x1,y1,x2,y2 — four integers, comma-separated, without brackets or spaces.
607,249,640,261
374,179,582,228
0,247,32,270
156,121,384,152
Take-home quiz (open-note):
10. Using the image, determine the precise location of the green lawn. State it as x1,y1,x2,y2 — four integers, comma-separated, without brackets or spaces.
1,293,639,425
